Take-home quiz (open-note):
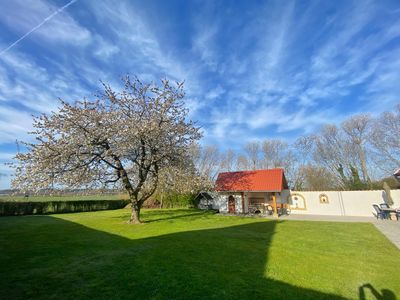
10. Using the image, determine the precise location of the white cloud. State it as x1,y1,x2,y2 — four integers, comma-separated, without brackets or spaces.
205,85,225,100
86,0,209,108
93,36,120,59
0,0,91,46
0,51,69,113
0,0,399,162
191,18,219,71
88,2,185,79
0,153,15,160
0,105,35,144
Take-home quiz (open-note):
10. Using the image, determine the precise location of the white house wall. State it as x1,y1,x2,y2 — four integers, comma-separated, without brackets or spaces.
212,191,291,214
277,190,290,204
288,190,400,217
213,193,244,213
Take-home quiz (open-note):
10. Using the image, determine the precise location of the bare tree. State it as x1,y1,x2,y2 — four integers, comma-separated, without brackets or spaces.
244,141,261,170
289,136,317,190
370,105,400,173
220,149,236,172
261,139,288,168
299,165,338,191
11,77,201,223
236,154,250,171
313,124,358,188
342,114,371,182
190,144,220,182
294,135,316,165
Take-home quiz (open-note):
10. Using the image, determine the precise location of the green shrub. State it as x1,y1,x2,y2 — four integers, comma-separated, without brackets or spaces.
158,193,197,208
0,199,130,216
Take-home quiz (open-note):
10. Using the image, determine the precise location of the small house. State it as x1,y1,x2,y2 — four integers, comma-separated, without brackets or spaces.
212,168,290,215
195,191,218,210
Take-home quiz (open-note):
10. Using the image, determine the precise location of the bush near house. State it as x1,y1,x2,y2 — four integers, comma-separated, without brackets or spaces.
156,193,198,208
142,193,198,209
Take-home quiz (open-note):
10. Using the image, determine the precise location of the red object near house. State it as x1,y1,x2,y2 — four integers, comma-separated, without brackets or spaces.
215,168,288,192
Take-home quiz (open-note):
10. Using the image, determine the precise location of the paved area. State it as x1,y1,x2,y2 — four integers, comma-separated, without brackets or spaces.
221,212,400,249
278,214,400,249
278,214,376,223
373,221,400,249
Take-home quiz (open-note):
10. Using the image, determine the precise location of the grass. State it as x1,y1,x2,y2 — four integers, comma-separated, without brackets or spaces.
0,194,128,202
0,209,399,299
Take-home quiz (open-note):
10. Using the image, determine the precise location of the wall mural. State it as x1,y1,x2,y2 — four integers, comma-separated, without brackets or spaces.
287,193,306,210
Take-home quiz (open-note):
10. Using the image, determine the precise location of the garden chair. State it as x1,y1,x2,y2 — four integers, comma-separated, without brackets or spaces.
266,205,274,215
372,204,388,220
379,203,390,209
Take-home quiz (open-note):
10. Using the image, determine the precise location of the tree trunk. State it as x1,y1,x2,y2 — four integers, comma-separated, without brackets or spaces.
358,146,370,183
130,201,141,224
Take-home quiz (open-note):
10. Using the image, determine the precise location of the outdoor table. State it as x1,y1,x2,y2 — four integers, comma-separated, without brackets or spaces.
380,208,399,220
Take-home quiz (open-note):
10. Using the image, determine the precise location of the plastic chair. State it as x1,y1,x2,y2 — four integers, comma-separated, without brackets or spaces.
373,204,388,220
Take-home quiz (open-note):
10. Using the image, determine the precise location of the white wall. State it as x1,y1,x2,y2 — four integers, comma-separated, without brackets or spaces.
288,190,400,217
208,189,400,217
212,191,290,214
213,193,243,213
278,190,290,204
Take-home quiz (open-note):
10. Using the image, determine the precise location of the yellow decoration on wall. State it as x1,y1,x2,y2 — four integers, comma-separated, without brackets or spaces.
319,193,329,204
287,193,307,210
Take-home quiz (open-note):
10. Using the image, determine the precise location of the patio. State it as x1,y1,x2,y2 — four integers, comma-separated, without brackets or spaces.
277,213,400,249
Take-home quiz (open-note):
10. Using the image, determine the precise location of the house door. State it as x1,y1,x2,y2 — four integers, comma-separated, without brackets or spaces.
228,195,235,214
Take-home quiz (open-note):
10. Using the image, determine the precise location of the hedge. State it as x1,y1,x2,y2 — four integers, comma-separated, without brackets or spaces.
158,193,198,208
0,199,130,216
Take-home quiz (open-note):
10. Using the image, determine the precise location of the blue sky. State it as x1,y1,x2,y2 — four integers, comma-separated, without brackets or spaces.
0,0,400,188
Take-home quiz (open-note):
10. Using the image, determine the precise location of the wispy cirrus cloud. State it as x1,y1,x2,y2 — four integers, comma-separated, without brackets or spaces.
0,105,34,143
190,0,400,148
0,0,400,188
0,0,90,48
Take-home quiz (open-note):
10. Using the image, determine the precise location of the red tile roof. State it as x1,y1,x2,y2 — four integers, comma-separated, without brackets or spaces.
215,168,288,192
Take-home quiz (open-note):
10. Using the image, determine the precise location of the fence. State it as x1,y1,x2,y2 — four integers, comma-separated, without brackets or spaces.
287,190,400,217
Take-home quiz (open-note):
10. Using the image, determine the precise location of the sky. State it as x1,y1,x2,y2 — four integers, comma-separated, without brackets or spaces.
0,0,399,189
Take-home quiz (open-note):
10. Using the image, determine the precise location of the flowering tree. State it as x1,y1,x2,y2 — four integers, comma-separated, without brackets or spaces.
12,77,201,223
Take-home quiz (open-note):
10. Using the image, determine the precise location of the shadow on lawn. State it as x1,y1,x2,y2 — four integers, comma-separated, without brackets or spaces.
0,215,395,299
111,209,211,223
359,284,396,300
143,209,212,223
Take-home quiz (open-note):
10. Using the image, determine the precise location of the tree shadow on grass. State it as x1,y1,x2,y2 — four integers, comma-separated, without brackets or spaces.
112,209,213,223
143,209,214,223
0,215,394,299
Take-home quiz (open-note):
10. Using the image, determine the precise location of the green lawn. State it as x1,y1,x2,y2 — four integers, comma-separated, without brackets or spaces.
0,209,399,299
